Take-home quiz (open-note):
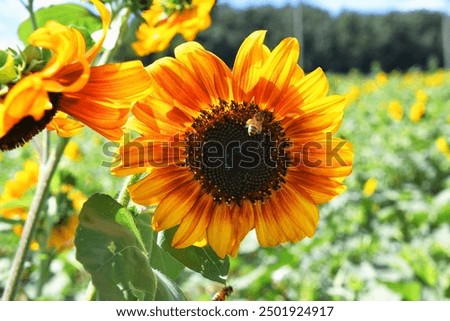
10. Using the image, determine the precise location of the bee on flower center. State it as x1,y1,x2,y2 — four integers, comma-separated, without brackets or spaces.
212,286,233,301
245,111,265,136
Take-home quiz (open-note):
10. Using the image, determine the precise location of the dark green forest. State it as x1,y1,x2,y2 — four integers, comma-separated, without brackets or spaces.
133,4,447,73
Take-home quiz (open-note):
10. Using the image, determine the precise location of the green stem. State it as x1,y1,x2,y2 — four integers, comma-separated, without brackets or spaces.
21,0,38,31
36,252,54,298
116,174,142,207
1,137,69,301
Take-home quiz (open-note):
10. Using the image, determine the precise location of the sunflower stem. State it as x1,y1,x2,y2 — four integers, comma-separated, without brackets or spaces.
1,137,69,301
116,174,142,207
23,0,39,31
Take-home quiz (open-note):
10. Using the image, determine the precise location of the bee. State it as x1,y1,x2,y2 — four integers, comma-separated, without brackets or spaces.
245,112,265,136
212,286,233,301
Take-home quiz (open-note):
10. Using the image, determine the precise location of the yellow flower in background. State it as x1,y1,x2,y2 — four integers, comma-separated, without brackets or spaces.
133,0,215,56
1,162,86,253
48,215,79,252
436,137,450,159
388,99,404,121
0,0,152,151
345,85,360,105
409,101,426,122
0,160,39,220
363,178,378,197
64,140,83,161
424,70,445,87
415,89,428,103
113,30,353,258
375,72,388,86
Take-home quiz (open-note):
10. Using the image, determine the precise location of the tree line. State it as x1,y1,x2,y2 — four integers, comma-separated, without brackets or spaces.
193,4,446,73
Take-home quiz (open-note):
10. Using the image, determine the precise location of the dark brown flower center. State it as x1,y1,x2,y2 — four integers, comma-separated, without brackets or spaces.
0,93,61,151
185,100,291,205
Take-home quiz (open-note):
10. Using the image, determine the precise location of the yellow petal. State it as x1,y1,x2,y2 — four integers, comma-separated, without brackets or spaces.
152,180,201,231
175,42,233,103
172,192,213,248
207,203,234,258
232,30,268,102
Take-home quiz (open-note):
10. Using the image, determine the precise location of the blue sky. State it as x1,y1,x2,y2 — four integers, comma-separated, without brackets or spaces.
1,0,449,48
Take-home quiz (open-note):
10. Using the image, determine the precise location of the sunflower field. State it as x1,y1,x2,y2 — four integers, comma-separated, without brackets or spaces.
0,0,449,303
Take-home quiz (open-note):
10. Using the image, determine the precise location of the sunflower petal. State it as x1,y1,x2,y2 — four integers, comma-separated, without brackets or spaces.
253,37,300,109
175,42,233,103
254,201,288,247
172,192,213,248
277,183,319,237
232,30,268,102
152,180,201,231
207,203,234,258
127,166,192,205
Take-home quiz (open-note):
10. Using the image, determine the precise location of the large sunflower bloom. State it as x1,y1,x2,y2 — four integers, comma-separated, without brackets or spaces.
0,0,151,151
113,31,354,258
132,0,215,56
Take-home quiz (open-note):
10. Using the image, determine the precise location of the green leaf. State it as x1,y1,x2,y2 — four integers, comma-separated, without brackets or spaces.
75,194,188,301
159,227,230,284
154,270,186,300
134,211,185,280
75,194,156,301
385,281,422,300
18,4,102,46
401,246,438,286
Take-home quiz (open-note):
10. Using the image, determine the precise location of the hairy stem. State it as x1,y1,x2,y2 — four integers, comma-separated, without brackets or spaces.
1,137,69,301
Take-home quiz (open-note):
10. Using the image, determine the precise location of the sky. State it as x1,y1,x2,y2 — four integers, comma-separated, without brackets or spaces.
1,0,449,48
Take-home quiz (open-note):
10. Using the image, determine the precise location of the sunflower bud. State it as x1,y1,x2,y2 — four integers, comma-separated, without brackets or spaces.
0,50,20,84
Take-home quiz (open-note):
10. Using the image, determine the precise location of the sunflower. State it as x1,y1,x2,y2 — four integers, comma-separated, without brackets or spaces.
132,0,215,56
112,31,353,258
0,0,151,151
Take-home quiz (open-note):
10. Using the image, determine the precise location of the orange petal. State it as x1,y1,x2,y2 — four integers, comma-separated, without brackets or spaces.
172,192,213,248
112,140,185,175
133,98,190,135
85,0,111,62
152,180,201,231
127,166,192,205
277,183,319,237
283,96,346,138
232,30,268,102
80,62,152,101
290,137,354,178
287,171,347,204
147,57,211,117
46,111,84,137
253,201,288,247
175,42,233,103
253,37,300,109
275,67,329,116
59,95,129,141
267,192,306,242
1,75,52,136
207,203,234,258
228,201,255,257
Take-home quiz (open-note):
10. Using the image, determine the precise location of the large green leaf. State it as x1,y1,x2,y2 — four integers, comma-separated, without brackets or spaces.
75,194,156,300
18,4,102,46
160,227,229,284
134,211,185,280
75,194,187,301
154,270,186,300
